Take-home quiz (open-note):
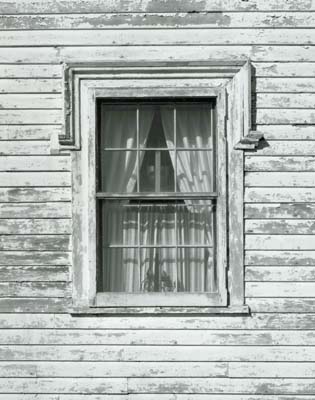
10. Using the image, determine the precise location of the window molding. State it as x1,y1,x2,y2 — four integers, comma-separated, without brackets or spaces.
61,61,260,315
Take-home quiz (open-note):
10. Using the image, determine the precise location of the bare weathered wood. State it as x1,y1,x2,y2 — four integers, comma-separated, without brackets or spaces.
230,362,315,378
256,109,315,125
2,0,315,14
0,126,62,141
0,141,52,156
0,79,61,93
245,141,315,156
0,266,69,281
0,361,228,377
0,219,71,234
0,156,70,172
256,93,315,109
0,203,71,218
1,312,315,329
248,298,315,313
0,65,61,79
2,29,315,46
128,377,315,394
0,188,71,202
246,282,315,297
1,329,315,346
246,219,315,234
0,172,70,187
0,282,69,297
1,13,315,29
0,46,315,64
245,188,315,203
246,235,315,250
245,251,315,266
245,172,315,187
245,203,315,219
0,94,62,109
246,266,315,282
246,157,315,172
0,298,69,313
251,126,315,141
2,345,315,362
0,251,71,266
255,62,315,77
256,78,315,93
0,235,71,251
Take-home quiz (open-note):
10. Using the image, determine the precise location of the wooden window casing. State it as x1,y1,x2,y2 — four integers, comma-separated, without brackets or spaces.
60,61,256,314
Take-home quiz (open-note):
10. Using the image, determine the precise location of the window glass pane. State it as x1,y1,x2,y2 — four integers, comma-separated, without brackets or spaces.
101,105,137,148
176,150,213,192
101,150,138,192
177,203,214,245
101,247,140,292
177,247,215,292
140,248,177,292
176,105,213,148
140,204,176,245
139,150,175,192
102,201,138,246
140,106,173,148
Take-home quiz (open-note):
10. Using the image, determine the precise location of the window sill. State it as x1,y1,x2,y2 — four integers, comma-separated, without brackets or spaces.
69,304,250,316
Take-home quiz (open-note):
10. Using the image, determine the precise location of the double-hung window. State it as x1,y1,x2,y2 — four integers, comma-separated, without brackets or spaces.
66,62,253,314
95,99,227,307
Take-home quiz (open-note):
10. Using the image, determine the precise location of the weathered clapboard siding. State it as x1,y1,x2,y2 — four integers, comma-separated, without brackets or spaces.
0,1,314,398
2,0,315,13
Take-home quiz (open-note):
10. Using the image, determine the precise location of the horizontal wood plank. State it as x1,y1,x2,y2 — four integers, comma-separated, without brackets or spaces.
246,266,315,281
245,203,315,218
0,156,70,172
1,0,315,14
256,109,315,125
245,156,315,172
245,251,315,266
0,126,62,141
0,281,69,297
2,345,315,361
256,93,315,109
0,203,71,218
0,79,61,94
0,46,315,63
1,13,315,29
0,94,62,109
0,188,71,202
245,219,315,234
253,126,315,141
1,329,315,346
0,172,70,187
245,172,315,187
0,219,71,234
0,377,126,394
2,29,315,46
0,235,71,251
245,188,315,202
0,251,70,265
245,235,315,250
1,313,314,329
0,110,61,125
0,298,69,313
0,361,228,378
247,298,315,313
0,265,69,281
0,141,52,156
255,62,315,77
230,362,315,378
247,141,315,156
246,282,315,297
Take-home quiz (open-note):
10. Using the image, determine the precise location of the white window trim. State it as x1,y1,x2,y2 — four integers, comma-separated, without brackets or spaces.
56,61,262,314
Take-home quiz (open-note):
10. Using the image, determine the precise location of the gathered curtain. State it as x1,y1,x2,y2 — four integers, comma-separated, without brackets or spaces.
101,106,215,293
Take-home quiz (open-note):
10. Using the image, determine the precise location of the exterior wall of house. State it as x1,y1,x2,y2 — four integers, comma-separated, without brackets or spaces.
0,0,315,397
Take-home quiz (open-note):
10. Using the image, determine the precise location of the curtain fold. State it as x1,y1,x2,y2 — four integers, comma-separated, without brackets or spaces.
101,107,154,291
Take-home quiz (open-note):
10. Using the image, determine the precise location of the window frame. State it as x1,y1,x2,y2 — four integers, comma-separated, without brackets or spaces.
95,96,227,307
60,62,256,314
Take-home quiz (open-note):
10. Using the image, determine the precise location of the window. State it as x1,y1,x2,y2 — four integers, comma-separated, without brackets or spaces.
96,99,226,307
63,62,258,314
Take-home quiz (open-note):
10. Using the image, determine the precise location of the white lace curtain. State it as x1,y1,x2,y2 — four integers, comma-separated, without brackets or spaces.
101,106,215,293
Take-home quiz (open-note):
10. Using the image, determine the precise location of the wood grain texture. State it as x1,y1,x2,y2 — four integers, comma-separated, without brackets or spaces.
0,219,71,234
245,203,315,218
0,188,71,202
0,156,70,172
0,94,62,109
0,203,71,218
0,126,62,141
1,0,315,14
245,188,315,202
246,266,315,282
245,157,315,172
0,172,70,187
245,219,315,234
0,265,69,281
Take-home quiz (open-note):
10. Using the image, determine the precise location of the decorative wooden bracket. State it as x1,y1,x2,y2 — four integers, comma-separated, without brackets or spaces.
234,131,264,150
